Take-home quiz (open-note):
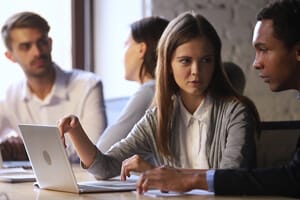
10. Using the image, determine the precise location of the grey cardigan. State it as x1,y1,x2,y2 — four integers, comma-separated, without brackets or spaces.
88,97,258,179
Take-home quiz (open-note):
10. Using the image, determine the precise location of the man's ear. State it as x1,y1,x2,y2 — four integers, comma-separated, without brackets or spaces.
4,51,17,63
48,37,53,52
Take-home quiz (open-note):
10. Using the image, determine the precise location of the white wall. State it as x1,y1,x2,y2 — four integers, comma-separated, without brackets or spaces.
151,0,300,121
94,0,151,100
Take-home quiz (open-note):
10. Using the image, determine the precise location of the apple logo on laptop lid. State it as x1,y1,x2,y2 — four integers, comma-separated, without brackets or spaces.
42,150,52,165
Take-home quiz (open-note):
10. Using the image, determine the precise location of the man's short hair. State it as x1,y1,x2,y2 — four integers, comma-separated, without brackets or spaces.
1,11,50,50
257,0,300,49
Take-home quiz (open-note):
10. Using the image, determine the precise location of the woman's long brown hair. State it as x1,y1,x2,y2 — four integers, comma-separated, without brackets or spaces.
155,11,260,159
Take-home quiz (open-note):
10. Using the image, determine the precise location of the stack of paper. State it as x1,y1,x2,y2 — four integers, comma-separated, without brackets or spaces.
0,167,35,183
138,189,214,197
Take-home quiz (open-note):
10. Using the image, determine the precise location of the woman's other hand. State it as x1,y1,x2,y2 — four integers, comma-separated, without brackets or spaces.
121,154,154,181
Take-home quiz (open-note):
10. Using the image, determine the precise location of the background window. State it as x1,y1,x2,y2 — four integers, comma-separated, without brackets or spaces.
94,0,152,99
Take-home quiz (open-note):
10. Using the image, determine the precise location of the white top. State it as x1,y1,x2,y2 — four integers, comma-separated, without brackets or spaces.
0,63,107,161
178,95,212,169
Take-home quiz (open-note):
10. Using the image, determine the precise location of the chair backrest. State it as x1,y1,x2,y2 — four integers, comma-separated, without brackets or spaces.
105,97,129,126
257,121,300,168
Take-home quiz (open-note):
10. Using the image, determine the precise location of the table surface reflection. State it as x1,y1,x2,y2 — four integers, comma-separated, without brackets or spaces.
0,165,295,200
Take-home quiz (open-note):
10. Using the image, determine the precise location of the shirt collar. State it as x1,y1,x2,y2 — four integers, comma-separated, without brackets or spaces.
22,63,69,103
178,94,213,128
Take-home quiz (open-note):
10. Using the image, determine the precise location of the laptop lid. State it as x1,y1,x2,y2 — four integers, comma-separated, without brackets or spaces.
19,124,79,193
18,124,137,194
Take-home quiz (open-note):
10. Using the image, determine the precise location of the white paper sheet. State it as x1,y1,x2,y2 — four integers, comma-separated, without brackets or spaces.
136,189,214,197
0,167,35,183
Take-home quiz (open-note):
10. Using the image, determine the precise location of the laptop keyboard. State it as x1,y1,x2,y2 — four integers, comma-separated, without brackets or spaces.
78,180,136,189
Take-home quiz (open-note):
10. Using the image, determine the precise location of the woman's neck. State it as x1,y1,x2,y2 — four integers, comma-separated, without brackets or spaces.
139,73,154,84
180,92,206,114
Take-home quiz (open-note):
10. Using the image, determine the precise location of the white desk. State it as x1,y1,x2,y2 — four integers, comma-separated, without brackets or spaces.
0,166,295,200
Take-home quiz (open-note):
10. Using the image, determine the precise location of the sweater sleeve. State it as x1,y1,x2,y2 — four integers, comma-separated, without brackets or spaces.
87,109,158,179
218,101,257,169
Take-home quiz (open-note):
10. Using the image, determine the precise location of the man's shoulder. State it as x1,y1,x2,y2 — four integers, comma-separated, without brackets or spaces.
64,69,102,86
70,69,101,80
4,79,26,96
55,65,103,93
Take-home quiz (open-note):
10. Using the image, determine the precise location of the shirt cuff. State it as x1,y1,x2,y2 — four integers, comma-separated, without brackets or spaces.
206,169,215,192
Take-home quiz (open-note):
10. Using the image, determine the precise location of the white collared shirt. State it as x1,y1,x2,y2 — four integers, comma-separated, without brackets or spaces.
178,95,212,169
0,63,107,161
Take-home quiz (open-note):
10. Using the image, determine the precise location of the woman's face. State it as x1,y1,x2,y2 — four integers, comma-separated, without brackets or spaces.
171,37,215,100
123,33,144,82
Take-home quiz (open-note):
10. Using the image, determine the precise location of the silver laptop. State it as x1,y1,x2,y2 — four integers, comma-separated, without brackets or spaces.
18,124,137,193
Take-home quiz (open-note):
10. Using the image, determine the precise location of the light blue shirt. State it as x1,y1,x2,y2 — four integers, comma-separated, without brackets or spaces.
206,169,215,192
97,80,155,152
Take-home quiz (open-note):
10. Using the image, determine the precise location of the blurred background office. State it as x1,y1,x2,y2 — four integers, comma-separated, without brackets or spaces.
0,0,149,101
1,0,299,121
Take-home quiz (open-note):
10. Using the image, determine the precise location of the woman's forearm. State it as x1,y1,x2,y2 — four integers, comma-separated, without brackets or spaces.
68,126,97,168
